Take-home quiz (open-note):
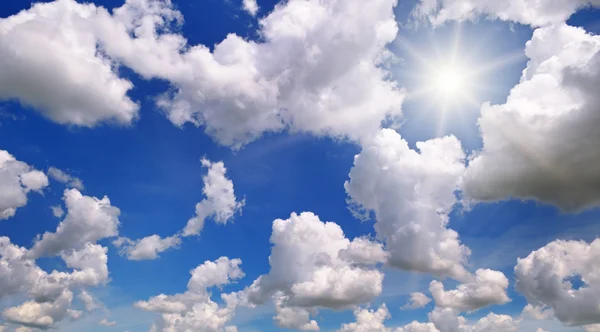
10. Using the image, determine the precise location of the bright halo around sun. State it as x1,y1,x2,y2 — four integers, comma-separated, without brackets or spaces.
394,23,525,135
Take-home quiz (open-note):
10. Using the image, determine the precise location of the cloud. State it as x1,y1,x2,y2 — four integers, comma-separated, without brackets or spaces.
338,304,390,332
0,149,49,220
136,257,244,332
28,189,119,258
430,269,510,312
0,0,138,126
515,238,600,327
79,290,100,312
274,293,319,331
396,321,440,332
183,159,244,236
98,318,116,326
245,212,384,310
429,307,519,332
345,129,471,280
102,0,403,147
415,0,600,27
3,289,73,329
461,24,600,212
47,167,84,190
51,205,65,218
402,292,432,310
113,234,181,261
242,0,259,16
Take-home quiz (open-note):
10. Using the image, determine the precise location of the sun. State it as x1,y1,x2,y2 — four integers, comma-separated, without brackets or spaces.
432,64,466,100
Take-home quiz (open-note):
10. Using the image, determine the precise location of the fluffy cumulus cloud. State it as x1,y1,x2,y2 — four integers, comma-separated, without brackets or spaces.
0,149,48,220
345,129,471,280
461,24,600,212
98,318,116,326
430,269,510,312
136,257,244,332
274,293,319,331
242,0,259,16
47,167,84,190
338,304,391,332
0,235,110,329
428,307,518,332
183,159,244,236
515,238,600,327
28,189,120,258
396,321,440,332
0,0,138,126
415,0,600,26
113,234,181,260
1,0,403,147
402,292,432,310
246,212,384,312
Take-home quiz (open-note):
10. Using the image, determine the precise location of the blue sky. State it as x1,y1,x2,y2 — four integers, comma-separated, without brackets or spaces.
1,0,600,331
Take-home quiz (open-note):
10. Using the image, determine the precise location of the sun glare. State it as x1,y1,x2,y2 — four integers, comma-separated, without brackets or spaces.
433,65,465,98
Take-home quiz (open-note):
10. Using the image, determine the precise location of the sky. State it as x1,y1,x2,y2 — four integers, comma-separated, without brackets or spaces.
1,0,600,331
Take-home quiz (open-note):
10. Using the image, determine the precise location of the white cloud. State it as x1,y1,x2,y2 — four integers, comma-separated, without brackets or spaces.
242,0,259,16
415,0,600,27
274,293,319,331
515,238,600,327
402,292,432,310
47,167,84,190
99,318,117,326
183,159,244,236
522,304,554,321
51,205,65,218
246,212,384,310
113,234,181,260
429,307,519,332
461,24,600,212
0,0,138,127
396,321,440,332
29,189,120,258
0,149,48,220
3,289,73,329
345,129,471,280
102,0,403,148
136,257,244,332
79,290,100,312
338,237,389,265
430,269,510,312
338,304,390,332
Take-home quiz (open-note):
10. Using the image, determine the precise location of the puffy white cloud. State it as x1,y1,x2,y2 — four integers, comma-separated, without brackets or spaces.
428,308,518,332
50,205,65,218
246,212,384,309
99,318,117,326
3,0,403,146
0,149,48,220
113,234,181,260
2,289,73,329
345,129,471,280
430,269,510,312
338,304,390,332
274,293,319,331
515,238,600,327
0,237,44,301
415,0,600,27
79,290,100,312
243,0,259,16
396,321,440,332
103,0,403,148
137,257,244,332
60,243,109,287
461,24,600,212
183,159,244,236
522,304,554,320
402,292,432,310
0,0,138,127
338,237,388,265
29,189,120,258
47,167,84,190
